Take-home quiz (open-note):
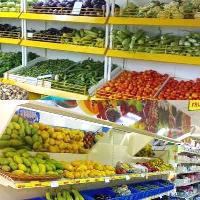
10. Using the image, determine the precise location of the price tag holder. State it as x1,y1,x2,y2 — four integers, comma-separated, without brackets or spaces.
105,177,110,183
51,181,59,188
72,1,83,15
27,32,33,38
125,175,130,181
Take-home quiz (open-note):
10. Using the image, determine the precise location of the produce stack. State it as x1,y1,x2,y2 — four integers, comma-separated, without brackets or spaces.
28,27,105,48
113,30,200,56
0,52,38,77
0,82,29,100
0,0,21,12
120,0,200,19
28,0,107,16
12,59,117,94
0,114,104,153
0,149,64,178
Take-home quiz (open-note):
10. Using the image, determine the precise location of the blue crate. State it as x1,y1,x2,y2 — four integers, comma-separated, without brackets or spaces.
129,179,172,199
81,187,134,200
156,179,174,192
81,180,174,200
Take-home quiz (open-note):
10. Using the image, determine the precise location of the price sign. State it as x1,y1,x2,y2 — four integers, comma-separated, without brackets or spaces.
105,177,110,183
51,181,59,188
125,175,130,180
27,32,33,38
72,1,83,15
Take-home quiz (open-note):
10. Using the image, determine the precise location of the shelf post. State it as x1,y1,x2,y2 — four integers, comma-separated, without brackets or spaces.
21,0,27,67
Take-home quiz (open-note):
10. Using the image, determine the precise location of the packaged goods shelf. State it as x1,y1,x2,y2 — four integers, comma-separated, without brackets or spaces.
176,192,199,199
106,50,200,66
20,40,106,55
178,151,200,156
0,12,21,18
176,180,200,187
0,171,172,189
20,13,108,24
143,190,175,200
176,171,200,175
108,17,200,27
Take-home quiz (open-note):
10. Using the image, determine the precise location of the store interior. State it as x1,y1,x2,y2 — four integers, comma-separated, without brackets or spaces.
0,100,198,200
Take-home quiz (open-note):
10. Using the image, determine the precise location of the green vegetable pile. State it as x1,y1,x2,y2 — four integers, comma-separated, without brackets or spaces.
45,189,84,200
121,0,200,19
0,52,38,77
15,59,75,78
61,27,105,48
0,148,64,177
0,0,21,12
113,29,200,56
14,58,117,93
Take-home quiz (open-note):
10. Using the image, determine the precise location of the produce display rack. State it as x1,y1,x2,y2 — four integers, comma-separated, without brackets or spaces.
1,0,200,99
0,171,172,189
20,101,180,144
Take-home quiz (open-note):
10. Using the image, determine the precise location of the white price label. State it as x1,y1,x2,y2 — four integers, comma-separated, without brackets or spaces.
72,1,83,15
141,173,145,177
51,181,59,188
27,32,33,38
105,177,110,183
125,175,130,180
37,74,52,79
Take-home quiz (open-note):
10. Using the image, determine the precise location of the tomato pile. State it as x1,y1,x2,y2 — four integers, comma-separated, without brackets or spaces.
96,70,168,99
96,70,200,100
157,78,200,100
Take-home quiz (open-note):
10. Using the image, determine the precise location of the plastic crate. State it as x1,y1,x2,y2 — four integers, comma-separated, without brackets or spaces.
81,187,134,200
156,179,174,192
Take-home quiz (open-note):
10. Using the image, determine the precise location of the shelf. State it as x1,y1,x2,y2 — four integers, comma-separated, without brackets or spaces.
176,171,200,175
144,190,175,200
178,150,200,156
0,171,172,189
178,162,200,165
0,12,21,18
0,38,21,45
21,101,180,144
176,192,200,199
20,40,106,55
108,17,200,27
20,13,107,24
106,50,200,65
176,180,200,187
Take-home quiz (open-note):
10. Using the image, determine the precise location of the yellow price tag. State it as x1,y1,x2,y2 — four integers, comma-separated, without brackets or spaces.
188,100,200,111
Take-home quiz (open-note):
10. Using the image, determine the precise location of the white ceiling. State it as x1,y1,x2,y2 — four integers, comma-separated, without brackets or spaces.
169,100,200,127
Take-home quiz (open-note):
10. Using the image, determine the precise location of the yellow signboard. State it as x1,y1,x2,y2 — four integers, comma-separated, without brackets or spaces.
189,100,200,111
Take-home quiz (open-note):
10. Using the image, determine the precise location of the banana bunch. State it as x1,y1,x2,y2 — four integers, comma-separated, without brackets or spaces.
46,189,84,200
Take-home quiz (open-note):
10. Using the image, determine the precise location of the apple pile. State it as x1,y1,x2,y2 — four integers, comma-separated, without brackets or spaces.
96,70,169,100
157,78,200,100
